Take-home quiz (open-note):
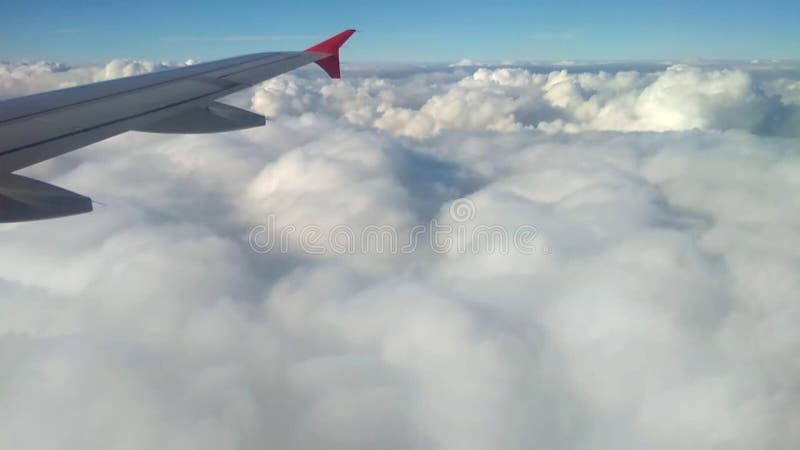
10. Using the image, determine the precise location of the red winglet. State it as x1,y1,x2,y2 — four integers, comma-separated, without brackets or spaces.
305,29,356,79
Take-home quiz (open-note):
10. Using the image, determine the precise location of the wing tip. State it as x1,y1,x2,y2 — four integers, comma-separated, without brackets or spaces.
305,29,356,79
305,29,356,55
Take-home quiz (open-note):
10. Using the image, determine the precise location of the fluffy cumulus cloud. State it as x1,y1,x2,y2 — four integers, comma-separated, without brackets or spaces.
249,62,800,138
0,60,179,99
1,59,800,450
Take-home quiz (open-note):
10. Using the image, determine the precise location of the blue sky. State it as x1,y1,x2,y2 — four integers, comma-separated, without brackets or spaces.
1,0,798,62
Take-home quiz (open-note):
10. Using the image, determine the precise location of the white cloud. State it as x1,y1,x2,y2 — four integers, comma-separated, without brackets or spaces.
1,60,799,450
246,63,800,138
449,59,477,67
0,59,183,99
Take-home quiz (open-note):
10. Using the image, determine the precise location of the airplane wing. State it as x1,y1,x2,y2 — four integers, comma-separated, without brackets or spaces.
0,29,355,222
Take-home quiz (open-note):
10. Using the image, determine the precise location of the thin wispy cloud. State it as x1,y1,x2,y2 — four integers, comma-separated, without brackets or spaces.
528,32,576,40
160,34,315,42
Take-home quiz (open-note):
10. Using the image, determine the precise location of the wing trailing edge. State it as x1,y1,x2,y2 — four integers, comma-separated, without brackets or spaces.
305,29,356,79
134,102,266,134
0,173,92,222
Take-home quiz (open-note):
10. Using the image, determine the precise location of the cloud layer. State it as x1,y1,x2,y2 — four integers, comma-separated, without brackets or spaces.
250,61,800,138
1,59,799,450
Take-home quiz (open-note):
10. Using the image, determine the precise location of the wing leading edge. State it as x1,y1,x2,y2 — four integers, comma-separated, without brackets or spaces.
0,29,356,222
